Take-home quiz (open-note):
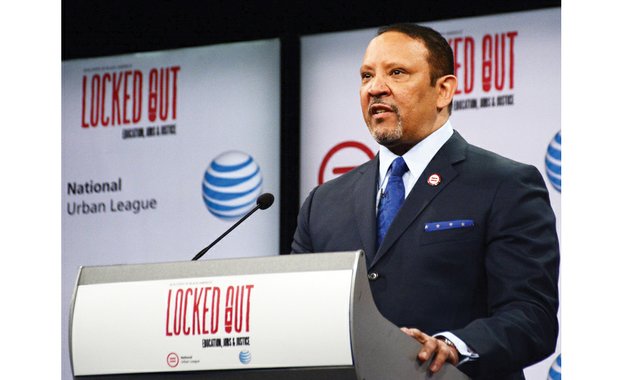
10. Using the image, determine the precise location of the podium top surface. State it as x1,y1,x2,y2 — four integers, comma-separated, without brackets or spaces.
76,251,364,286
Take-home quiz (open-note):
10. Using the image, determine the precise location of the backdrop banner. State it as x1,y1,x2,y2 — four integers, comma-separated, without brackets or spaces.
62,39,281,379
300,8,561,380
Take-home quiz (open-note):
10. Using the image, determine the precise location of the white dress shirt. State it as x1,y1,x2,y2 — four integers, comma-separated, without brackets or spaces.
376,120,454,207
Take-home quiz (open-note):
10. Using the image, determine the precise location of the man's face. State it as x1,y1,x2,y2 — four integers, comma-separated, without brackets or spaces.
360,31,444,153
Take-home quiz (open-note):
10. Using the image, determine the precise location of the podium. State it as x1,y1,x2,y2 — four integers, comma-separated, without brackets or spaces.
70,251,469,379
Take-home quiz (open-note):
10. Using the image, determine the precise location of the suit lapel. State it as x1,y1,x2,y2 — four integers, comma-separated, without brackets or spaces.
353,156,380,264
370,132,468,268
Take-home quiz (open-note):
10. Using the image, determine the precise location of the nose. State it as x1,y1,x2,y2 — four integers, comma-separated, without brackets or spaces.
367,75,391,97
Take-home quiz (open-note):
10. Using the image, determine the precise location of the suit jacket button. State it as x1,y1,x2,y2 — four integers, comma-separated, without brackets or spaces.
368,272,379,281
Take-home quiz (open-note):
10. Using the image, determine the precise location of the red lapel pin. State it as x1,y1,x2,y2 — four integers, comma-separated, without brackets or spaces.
427,173,441,186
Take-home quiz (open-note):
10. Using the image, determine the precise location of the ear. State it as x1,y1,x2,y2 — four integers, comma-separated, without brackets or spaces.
435,74,458,110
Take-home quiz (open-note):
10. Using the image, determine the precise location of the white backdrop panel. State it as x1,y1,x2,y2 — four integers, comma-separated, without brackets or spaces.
62,39,280,379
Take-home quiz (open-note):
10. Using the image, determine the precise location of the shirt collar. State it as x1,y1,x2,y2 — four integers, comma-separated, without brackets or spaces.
378,120,454,186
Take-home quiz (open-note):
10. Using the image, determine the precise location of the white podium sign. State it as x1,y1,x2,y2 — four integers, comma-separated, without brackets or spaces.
72,270,352,375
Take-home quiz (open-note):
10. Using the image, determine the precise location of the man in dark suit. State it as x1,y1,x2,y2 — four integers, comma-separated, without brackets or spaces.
292,24,559,380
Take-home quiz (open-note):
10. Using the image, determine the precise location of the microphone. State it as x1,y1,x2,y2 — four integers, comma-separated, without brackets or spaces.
192,193,275,261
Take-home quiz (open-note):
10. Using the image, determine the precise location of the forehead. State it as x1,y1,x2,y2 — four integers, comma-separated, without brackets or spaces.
361,31,428,68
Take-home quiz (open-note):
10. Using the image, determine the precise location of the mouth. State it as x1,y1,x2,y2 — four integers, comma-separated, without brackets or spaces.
369,103,397,118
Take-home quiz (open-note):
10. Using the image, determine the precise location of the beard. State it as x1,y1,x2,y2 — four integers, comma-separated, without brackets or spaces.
370,119,403,146
366,105,403,146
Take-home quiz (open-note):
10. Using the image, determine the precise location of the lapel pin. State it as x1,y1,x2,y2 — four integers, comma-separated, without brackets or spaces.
427,173,441,186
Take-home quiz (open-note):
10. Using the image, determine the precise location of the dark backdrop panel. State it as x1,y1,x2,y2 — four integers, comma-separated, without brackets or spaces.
62,0,560,60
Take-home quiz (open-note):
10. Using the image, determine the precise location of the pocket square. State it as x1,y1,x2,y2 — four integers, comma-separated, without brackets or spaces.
424,220,474,232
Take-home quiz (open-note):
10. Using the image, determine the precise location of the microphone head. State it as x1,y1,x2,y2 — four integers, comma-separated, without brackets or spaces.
256,193,275,210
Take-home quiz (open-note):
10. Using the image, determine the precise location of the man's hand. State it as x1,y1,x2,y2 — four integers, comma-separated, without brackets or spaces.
400,327,459,373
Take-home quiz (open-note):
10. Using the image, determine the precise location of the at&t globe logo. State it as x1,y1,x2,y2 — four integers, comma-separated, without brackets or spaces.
239,350,252,364
545,131,561,193
547,353,561,380
202,151,263,221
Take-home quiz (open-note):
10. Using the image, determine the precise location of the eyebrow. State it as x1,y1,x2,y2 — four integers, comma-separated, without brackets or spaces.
383,61,410,68
360,61,408,70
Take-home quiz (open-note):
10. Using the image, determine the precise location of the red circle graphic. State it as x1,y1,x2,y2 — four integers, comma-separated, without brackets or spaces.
167,352,179,368
318,141,375,185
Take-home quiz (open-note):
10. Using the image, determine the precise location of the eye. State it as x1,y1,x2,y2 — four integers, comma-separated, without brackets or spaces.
391,69,404,76
361,72,372,81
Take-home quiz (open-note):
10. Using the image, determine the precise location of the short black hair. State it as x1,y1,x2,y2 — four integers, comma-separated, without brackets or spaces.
377,23,454,86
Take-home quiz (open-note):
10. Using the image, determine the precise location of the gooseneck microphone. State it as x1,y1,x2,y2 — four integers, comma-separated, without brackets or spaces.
192,193,275,261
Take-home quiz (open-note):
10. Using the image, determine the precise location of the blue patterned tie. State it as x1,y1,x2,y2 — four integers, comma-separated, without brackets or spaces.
377,157,409,247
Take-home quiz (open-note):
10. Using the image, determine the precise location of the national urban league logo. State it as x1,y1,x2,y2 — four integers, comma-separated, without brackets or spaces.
547,353,561,380
166,352,179,368
202,151,263,221
545,131,561,193
318,141,375,185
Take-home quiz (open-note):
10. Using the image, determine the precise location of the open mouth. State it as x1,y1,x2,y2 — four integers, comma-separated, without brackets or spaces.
369,103,396,117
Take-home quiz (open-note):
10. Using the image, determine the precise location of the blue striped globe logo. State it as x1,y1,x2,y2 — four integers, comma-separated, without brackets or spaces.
202,151,263,221
239,350,252,364
545,131,561,193
547,354,561,380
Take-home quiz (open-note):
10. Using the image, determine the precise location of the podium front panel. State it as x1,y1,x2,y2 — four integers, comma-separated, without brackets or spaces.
71,256,355,376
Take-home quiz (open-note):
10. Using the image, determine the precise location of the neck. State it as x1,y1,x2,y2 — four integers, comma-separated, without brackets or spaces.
385,143,414,156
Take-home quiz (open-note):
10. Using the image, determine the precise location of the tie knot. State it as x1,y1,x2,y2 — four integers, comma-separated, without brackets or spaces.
390,157,408,177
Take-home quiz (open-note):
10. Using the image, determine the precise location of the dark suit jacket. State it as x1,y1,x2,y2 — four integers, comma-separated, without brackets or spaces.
292,131,560,380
